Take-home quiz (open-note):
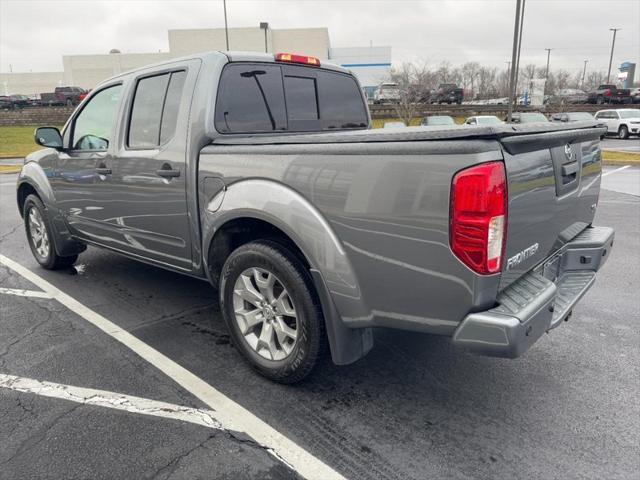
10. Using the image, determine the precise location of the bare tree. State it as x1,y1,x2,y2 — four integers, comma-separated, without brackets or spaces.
389,63,422,126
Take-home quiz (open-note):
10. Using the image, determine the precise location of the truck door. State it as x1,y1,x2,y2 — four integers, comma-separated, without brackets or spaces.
52,83,123,244
109,68,193,270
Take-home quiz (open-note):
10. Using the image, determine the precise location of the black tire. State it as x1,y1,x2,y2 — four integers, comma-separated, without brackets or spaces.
618,125,629,140
23,194,78,270
219,240,326,384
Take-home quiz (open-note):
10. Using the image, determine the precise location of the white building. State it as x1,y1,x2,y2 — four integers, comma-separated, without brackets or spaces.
1,26,391,95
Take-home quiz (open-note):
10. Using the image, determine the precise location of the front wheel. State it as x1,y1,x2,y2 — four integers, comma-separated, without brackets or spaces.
219,240,326,383
23,194,78,269
618,125,629,140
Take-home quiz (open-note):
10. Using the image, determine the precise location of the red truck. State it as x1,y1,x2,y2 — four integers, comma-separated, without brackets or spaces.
39,86,87,106
587,84,632,105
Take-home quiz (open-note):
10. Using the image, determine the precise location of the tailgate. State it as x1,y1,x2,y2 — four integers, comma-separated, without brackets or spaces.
498,126,604,288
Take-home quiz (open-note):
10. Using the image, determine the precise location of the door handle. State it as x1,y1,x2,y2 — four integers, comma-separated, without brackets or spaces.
562,161,579,177
95,163,111,175
156,165,180,178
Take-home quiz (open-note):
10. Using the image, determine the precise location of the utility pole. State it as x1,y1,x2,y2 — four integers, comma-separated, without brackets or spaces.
507,0,522,123
514,0,526,103
543,48,552,95
223,0,230,50
607,28,621,83
544,48,553,78
581,60,588,90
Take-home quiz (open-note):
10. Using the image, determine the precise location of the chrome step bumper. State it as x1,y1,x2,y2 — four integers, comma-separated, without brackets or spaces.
452,226,614,358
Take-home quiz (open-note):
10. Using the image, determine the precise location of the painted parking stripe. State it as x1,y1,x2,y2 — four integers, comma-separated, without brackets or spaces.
0,287,53,298
0,373,222,430
602,165,630,177
0,254,345,480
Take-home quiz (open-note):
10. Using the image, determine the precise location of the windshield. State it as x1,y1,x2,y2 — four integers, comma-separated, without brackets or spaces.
477,116,502,125
520,113,548,123
567,112,594,121
424,116,454,125
619,109,640,119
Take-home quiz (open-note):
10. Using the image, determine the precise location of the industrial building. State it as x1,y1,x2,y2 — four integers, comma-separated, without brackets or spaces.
1,26,391,96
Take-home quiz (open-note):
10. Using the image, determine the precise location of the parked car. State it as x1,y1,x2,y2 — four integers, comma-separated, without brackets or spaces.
465,115,504,126
587,84,632,105
383,121,406,129
40,86,87,106
594,108,640,139
373,82,400,104
18,51,613,383
0,94,32,109
420,115,455,127
428,83,464,104
551,112,595,123
548,89,589,105
630,87,640,104
507,112,549,123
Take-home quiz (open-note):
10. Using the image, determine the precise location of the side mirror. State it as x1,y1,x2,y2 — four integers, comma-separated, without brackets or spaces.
34,127,63,149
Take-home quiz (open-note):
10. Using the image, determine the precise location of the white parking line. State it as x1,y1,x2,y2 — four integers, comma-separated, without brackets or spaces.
602,165,631,177
0,373,223,430
0,254,344,480
0,287,53,298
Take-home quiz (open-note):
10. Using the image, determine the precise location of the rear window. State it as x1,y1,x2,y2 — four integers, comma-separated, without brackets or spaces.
215,63,367,134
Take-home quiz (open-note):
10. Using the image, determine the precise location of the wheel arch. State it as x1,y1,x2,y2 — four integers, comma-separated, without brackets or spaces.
202,179,373,365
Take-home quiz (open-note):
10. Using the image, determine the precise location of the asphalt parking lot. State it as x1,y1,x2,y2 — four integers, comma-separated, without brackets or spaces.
0,166,639,480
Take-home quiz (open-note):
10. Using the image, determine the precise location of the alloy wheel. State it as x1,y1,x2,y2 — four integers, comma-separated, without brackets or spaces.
232,267,298,361
28,207,50,259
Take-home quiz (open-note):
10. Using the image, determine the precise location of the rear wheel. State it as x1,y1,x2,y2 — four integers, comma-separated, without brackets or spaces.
23,194,78,269
219,240,326,383
618,125,629,139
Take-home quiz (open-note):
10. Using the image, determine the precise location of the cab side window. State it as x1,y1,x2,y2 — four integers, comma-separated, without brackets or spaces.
72,84,122,151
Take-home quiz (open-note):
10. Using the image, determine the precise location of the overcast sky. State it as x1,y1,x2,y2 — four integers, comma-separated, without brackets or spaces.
1,0,638,74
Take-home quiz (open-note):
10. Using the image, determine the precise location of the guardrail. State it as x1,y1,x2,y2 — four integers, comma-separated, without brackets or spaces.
367,103,624,119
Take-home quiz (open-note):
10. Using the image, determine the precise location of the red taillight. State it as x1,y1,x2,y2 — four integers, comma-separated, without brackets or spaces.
604,89,612,97
275,52,320,67
450,161,507,275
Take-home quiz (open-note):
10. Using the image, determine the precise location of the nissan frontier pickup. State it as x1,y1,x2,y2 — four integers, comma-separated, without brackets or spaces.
18,51,614,383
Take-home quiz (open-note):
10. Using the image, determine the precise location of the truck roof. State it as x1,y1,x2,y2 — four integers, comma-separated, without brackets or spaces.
100,50,351,84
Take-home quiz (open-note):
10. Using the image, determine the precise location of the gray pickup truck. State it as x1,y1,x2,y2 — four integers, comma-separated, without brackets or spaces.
18,51,614,383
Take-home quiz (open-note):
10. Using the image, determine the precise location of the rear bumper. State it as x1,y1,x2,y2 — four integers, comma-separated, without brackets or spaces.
452,226,614,358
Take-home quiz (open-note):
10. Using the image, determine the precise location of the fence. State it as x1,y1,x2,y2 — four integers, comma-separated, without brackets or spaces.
0,103,630,126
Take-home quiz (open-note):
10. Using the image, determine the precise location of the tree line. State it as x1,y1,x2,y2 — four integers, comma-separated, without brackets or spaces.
390,61,608,100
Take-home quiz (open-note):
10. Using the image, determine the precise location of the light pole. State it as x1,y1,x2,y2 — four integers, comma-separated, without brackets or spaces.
514,0,526,103
543,48,552,95
544,48,553,78
260,22,269,53
223,0,230,50
607,28,621,83
581,60,588,90
507,0,522,122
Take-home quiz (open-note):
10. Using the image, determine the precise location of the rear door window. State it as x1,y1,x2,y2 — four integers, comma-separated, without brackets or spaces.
128,70,187,148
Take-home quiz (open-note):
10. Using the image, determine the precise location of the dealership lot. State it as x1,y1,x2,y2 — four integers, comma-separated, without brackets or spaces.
0,168,638,479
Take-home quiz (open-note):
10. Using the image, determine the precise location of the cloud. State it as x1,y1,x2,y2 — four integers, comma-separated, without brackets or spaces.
1,0,638,73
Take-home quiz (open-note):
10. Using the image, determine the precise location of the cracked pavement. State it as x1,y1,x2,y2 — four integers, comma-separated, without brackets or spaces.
1,171,639,479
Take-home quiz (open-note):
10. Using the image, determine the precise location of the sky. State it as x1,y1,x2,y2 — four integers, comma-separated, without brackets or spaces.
1,0,639,75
